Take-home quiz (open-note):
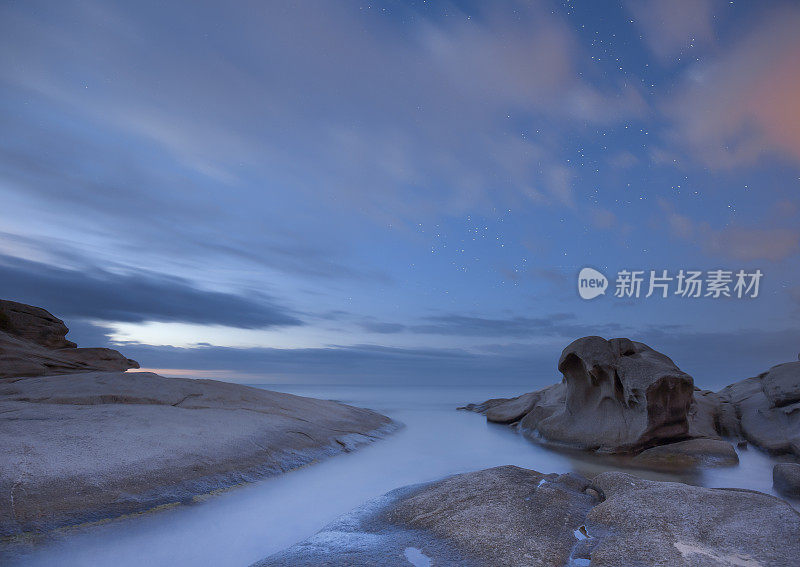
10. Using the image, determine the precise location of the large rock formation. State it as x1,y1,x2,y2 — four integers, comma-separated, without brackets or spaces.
468,337,696,453
258,465,800,566
0,371,396,536
465,336,800,461
0,299,138,378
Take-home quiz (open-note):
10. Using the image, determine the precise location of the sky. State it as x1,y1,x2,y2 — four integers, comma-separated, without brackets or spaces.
1,0,799,388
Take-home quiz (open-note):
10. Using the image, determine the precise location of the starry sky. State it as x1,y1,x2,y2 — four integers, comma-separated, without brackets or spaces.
1,0,799,388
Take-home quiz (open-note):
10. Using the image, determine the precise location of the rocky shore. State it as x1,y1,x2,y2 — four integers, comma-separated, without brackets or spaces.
257,337,800,566
0,301,396,537
462,336,800,496
257,465,800,566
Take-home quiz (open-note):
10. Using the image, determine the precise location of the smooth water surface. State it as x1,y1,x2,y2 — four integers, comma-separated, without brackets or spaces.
4,384,791,567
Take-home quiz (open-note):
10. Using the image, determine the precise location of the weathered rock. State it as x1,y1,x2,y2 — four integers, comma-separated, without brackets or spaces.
514,337,695,452
0,299,76,349
258,466,800,567
0,299,139,378
586,472,800,566
467,337,800,463
686,388,722,439
258,466,600,567
484,391,539,424
457,397,512,413
0,330,139,378
716,362,800,458
773,463,800,498
0,371,396,536
632,438,739,469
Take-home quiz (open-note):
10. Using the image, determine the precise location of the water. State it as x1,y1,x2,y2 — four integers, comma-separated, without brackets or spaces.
3,384,793,566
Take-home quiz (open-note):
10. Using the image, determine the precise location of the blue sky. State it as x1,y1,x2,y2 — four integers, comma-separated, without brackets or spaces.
1,0,799,387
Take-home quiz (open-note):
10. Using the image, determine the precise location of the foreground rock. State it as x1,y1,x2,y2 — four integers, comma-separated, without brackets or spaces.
0,299,138,378
257,465,800,566
0,371,395,536
465,336,800,462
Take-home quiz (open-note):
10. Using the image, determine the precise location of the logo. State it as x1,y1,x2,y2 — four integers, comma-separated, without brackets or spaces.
578,267,608,300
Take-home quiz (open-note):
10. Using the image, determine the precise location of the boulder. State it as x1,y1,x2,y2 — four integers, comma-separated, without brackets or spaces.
586,472,800,566
0,299,139,378
484,391,540,424
716,362,800,458
0,299,76,348
258,466,800,567
514,337,694,452
632,438,739,469
773,463,800,498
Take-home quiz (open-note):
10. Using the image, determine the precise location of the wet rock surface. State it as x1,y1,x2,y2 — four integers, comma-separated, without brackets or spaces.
0,371,396,536
0,299,138,378
257,465,800,567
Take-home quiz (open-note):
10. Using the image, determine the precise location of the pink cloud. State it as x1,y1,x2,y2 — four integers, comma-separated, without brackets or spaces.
665,6,800,168
704,226,800,262
660,199,800,262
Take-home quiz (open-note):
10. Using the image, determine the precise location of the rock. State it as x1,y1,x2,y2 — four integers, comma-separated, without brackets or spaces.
465,336,800,462
632,438,739,469
258,466,600,567
0,299,139,378
484,391,540,424
515,337,695,452
0,330,139,378
586,472,800,566
716,362,800,458
456,397,512,413
773,463,800,498
0,371,396,536
687,388,722,439
0,299,76,349
258,466,800,566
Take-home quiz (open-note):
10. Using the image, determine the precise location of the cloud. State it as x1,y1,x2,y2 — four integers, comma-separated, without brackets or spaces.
659,199,800,262
94,325,800,388
703,227,800,263
118,342,557,386
665,5,800,167
359,320,407,334
408,313,622,339
0,254,302,328
0,0,642,230
626,0,717,62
